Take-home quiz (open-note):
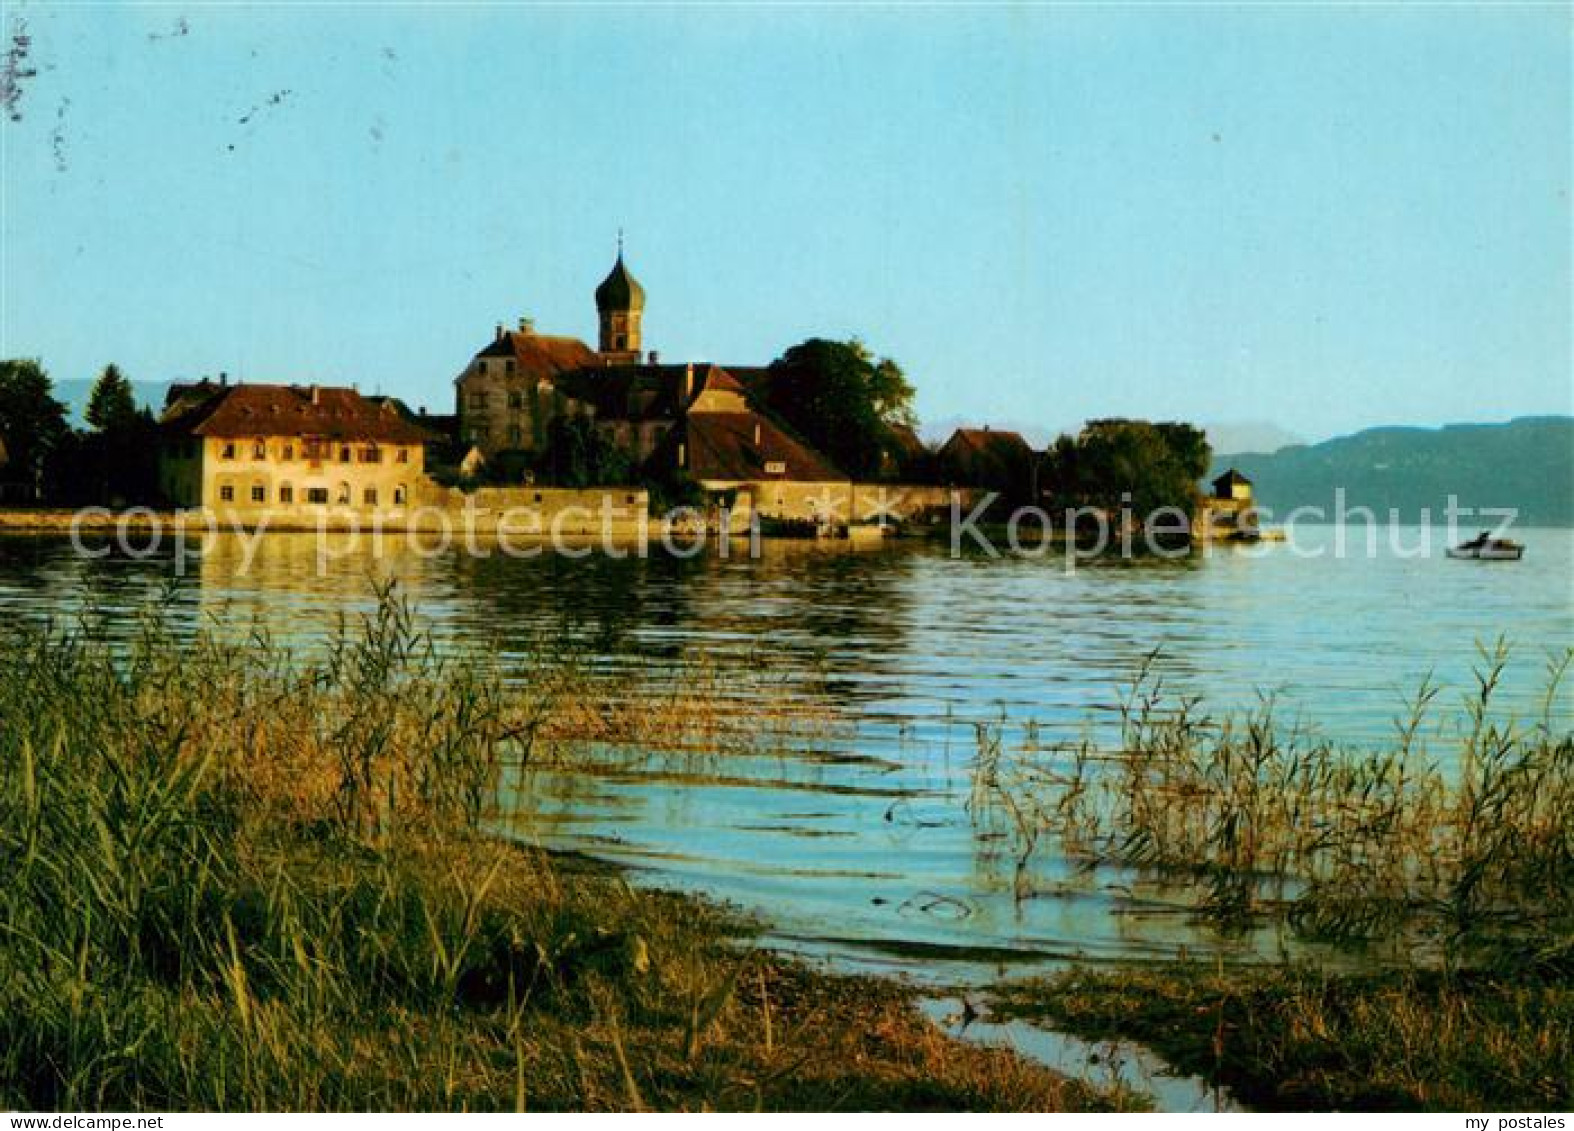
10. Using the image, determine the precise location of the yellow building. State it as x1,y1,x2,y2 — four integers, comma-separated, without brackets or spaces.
158,380,437,514
1195,467,1260,538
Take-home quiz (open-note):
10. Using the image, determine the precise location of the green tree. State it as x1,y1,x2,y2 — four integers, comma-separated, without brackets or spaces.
759,338,917,480
84,363,139,432
1042,418,1212,519
537,414,634,488
0,359,70,498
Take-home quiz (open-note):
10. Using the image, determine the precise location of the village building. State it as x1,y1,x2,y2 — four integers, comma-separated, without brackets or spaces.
1195,467,1260,538
452,250,862,521
935,427,1037,502
157,379,438,513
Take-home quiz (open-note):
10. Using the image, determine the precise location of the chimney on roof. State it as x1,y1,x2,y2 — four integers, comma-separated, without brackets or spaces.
310,385,321,406
495,323,505,341
684,363,694,401
219,372,228,387
418,406,427,417
518,316,534,335
648,350,659,364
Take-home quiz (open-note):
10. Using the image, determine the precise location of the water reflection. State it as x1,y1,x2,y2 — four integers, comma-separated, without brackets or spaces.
1,527,1570,985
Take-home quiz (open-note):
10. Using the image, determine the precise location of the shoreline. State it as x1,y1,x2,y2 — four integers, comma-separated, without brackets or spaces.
0,599,1135,1113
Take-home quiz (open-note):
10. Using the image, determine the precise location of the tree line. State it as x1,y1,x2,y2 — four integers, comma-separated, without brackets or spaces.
0,360,159,505
3,343,1212,519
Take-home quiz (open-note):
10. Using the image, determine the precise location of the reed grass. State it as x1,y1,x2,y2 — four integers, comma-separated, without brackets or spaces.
0,585,1118,1112
995,962,1574,1111
972,644,1574,963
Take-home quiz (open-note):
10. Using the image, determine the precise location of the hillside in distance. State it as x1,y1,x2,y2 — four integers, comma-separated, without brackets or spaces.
1211,416,1574,527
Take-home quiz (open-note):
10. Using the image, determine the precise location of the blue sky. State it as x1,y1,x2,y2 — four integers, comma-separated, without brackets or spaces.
3,2,1569,441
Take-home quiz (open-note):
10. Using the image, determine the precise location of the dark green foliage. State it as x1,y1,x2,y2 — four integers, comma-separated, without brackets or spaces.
84,363,140,432
758,339,917,480
1042,418,1212,519
0,358,71,497
646,466,709,514
537,414,635,488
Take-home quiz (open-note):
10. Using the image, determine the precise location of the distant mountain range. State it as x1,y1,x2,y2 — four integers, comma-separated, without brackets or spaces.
1209,416,1574,528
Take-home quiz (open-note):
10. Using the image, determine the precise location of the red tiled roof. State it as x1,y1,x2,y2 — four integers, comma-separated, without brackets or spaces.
553,363,742,423
665,411,847,484
470,331,601,379
160,382,439,444
937,427,1035,484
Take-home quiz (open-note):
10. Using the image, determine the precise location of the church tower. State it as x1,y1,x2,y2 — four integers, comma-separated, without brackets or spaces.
594,241,645,364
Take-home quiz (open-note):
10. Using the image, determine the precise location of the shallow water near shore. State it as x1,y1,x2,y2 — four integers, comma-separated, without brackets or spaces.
1,525,1570,990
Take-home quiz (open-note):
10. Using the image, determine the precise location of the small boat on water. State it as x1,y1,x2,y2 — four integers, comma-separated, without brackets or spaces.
1446,532,1525,561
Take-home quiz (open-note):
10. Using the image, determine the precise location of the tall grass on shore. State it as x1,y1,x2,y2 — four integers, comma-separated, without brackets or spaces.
0,586,1118,1111
996,962,1573,1111
972,644,1574,963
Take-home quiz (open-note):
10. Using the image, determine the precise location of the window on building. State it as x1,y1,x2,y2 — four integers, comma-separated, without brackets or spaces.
393,484,407,505
363,487,378,505
339,446,351,463
359,446,380,463
250,484,266,503
279,485,294,504
615,335,627,350
282,443,294,461
470,392,489,409
307,487,329,505
252,441,266,459
505,359,516,376
396,448,410,464
219,485,235,502
336,482,351,505
221,442,236,460
476,360,488,377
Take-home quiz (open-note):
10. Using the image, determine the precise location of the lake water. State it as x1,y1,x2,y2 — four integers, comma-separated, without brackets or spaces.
2,526,1570,988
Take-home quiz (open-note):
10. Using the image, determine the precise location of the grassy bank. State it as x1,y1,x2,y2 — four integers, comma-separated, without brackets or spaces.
0,590,1131,1112
993,962,1573,1111
971,648,1573,1111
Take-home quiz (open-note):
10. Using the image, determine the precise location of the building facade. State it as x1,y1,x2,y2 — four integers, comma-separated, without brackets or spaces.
452,251,870,521
158,380,437,513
